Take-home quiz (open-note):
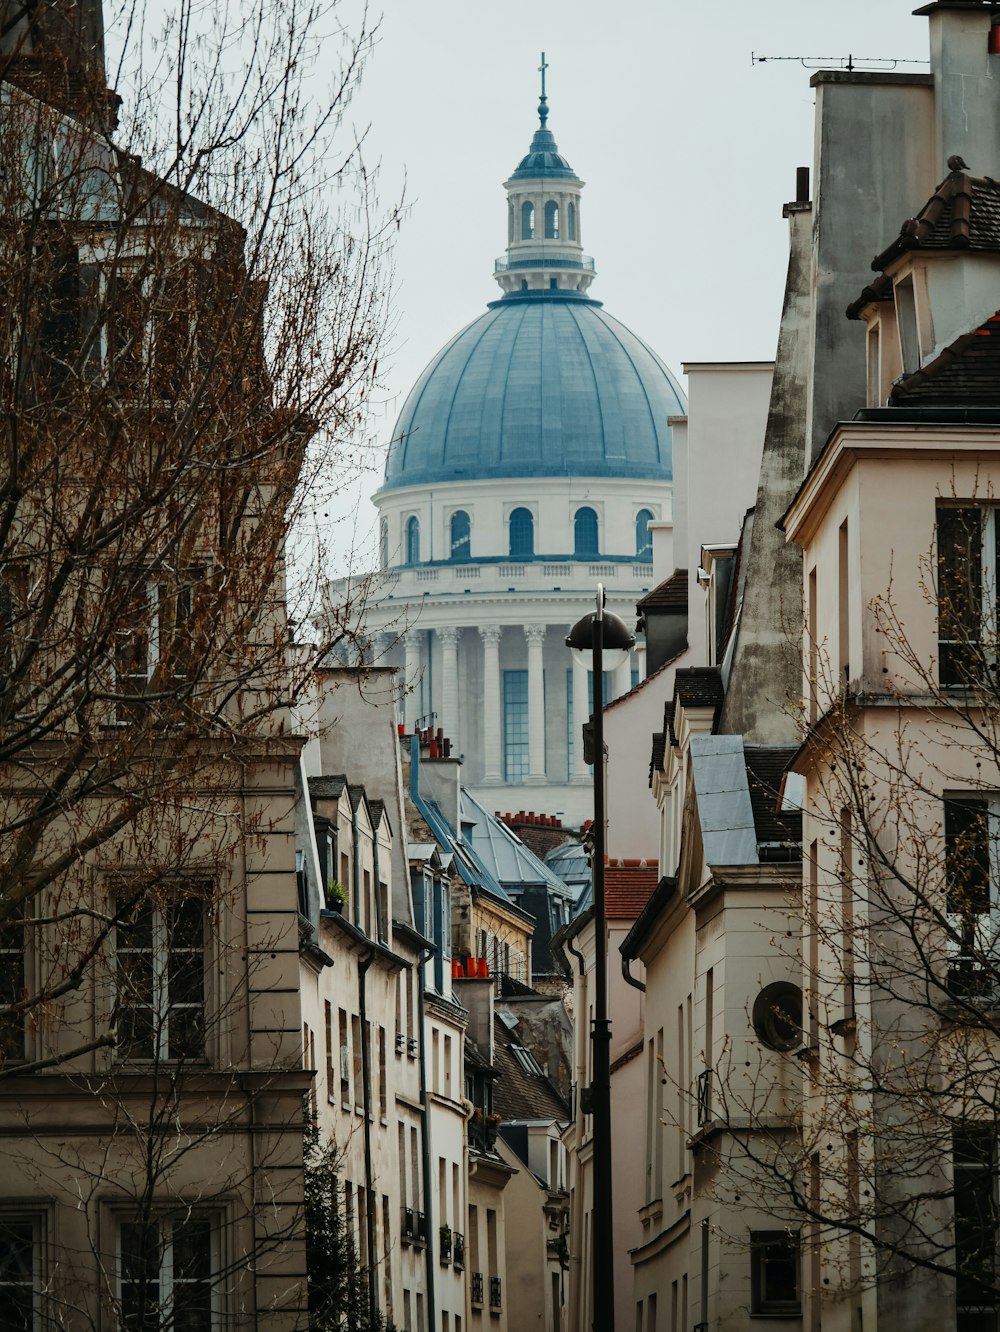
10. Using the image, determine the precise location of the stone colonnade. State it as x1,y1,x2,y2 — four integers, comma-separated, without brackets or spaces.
395,623,646,786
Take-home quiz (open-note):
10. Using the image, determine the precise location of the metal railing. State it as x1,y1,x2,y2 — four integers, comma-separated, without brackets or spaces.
494,254,596,273
490,1275,502,1310
453,1232,465,1270
697,1068,713,1126
471,1272,484,1306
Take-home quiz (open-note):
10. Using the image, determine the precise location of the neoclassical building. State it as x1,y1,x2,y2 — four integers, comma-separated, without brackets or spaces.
340,75,686,825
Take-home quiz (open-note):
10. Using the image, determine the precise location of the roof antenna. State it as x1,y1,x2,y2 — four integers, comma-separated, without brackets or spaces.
538,51,549,127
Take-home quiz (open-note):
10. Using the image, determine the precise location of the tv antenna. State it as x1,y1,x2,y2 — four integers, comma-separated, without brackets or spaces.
751,52,929,72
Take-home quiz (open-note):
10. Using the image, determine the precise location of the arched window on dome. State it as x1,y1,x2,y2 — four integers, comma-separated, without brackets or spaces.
405,515,420,565
635,508,654,561
521,201,535,241
450,510,471,561
509,507,534,558
544,200,559,240
379,517,389,570
567,201,577,241
574,507,599,558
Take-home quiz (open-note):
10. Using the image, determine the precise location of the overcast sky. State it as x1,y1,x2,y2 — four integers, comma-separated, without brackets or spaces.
319,0,932,569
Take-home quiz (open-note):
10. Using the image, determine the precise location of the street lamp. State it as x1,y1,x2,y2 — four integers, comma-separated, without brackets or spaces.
566,583,634,1332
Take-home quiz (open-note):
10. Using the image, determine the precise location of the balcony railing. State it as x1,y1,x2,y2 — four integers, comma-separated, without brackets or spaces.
415,1210,427,1245
471,1272,484,1306
490,1275,502,1311
453,1232,465,1270
697,1068,713,1126
401,1207,415,1245
439,1227,452,1264
494,254,596,273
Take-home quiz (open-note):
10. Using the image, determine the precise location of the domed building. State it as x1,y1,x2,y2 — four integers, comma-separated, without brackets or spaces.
348,76,686,825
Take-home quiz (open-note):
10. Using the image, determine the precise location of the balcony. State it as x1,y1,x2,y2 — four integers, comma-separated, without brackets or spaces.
395,1031,406,1055
401,1206,415,1245
439,1225,453,1265
453,1231,465,1271
490,1275,502,1311
471,1272,484,1307
697,1068,712,1126
494,253,596,273
381,559,655,602
415,1210,427,1245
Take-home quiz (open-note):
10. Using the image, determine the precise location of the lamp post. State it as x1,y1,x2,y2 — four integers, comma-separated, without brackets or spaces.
566,584,634,1332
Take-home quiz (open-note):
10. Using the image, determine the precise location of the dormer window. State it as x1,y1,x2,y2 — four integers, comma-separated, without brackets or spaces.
895,276,920,374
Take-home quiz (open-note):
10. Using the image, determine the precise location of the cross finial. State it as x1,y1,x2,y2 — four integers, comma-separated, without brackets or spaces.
537,51,549,127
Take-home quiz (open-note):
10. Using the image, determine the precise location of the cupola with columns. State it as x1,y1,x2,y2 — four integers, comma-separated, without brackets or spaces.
495,54,595,296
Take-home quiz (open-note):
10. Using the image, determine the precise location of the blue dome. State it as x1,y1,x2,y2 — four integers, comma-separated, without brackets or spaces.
509,125,578,181
382,292,686,491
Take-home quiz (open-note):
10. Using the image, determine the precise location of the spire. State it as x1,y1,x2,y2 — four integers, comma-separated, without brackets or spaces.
538,51,549,127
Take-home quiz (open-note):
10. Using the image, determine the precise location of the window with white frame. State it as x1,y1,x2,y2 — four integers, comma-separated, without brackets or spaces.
945,797,1000,998
503,670,529,783
115,568,205,715
115,889,207,1061
937,506,1000,686
119,1214,215,1331
0,1215,41,1331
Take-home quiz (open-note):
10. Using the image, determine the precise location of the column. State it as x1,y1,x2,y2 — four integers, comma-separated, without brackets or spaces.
438,626,461,746
634,642,647,684
479,626,503,783
403,631,422,732
572,652,590,783
525,623,547,784
613,650,633,701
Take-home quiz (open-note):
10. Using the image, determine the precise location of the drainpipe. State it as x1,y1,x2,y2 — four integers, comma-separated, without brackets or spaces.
416,941,437,1332
564,930,587,978
621,954,646,993
358,946,378,1327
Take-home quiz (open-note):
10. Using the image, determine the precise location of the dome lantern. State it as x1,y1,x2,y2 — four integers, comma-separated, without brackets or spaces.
495,54,595,296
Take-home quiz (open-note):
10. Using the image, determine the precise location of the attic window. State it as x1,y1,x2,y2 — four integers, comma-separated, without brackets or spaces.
510,1042,544,1077
895,276,920,374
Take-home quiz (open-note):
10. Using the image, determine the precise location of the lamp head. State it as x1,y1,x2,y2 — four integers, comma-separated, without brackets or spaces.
565,609,635,673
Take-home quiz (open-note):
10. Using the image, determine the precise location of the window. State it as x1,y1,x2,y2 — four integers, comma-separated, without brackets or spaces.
120,1215,214,1331
109,264,195,400
751,983,802,1052
0,1216,39,1331
937,506,1000,686
954,1128,999,1329
35,237,81,396
0,922,25,1063
115,889,206,1061
450,511,471,561
750,1231,801,1316
544,201,559,239
895,275,920,374
508,507,534,558
339,1008,350,1103
521,201,535,241
503,670,529,783
945,797,1000,998
115,568,205,715
635,509,654,561
406,516,420,565
380,517,389,570
574,507,599,558
567,201,576,241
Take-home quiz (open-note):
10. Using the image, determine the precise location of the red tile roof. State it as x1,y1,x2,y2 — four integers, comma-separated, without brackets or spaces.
891,308,1000,406
605,860,660,919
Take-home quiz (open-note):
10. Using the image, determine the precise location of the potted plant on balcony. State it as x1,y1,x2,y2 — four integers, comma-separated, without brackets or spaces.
485,1111,502,1150
325,880,346,914
439,1223,453,1264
